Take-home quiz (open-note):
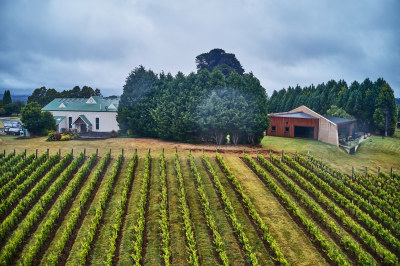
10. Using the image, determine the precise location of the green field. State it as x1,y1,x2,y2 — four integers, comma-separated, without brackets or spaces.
0,135,399,265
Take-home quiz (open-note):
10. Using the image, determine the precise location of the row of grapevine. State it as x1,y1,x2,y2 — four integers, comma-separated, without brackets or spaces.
216,153,288,265
21,154,98,265
103,151,137,265
159,152,171,266
0,153,38,199
0,153,17,176
308,155,400,225
290,154,400,256
0,152,25,184
202,154,259,265
0,153,34,190
174,153,200,266
0,153,60,219
378,172,400,192
188,153,229,265
264,154,381,265
76,154,123,265
0,153,65,239
297,154,400,240
130,152,151,265
243,153,349,265
0,153,84,266
46,152,111,265
308,155,400,221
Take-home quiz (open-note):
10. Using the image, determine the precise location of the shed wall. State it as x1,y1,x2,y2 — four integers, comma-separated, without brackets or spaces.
267,116,319,139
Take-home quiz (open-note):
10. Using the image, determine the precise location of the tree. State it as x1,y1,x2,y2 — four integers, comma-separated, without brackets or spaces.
117,65,158,136
2,90,12,106
4,103,20,116
326,105,355,119
195,48,245,76
373,82,397,136
21,102,56,135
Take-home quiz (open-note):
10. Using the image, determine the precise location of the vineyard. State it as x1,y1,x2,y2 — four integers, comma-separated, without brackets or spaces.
0,149,399,265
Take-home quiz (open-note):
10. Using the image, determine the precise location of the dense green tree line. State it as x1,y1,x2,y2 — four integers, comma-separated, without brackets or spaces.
0,90,25,116
28,86,102,107
117,66,269,144
269,78,397,136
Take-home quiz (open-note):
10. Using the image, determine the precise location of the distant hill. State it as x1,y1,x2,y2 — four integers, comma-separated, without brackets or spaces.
396,98,400,104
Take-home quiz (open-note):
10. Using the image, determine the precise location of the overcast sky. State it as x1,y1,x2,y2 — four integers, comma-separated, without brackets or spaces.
0,0,399,97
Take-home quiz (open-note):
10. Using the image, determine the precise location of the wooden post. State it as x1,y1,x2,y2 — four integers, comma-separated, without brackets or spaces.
122,148,124,157
162,148,164,154
36,149,37,159
24,149,26,159
84,148,86,157
281,150,284,158
96,148,98,157
390,168,393,179
59,148,61,157
365,167,367,178
72,148,74,157
378,167,380,178
189,148,191,154
135,148,137,154
148,148,150,155
47,148,49,158
14,149,16,155
3,150,5,157
40,199,43,208
352,167,354,180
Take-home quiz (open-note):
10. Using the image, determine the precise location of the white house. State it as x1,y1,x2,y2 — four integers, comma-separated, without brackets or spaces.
42,96,119,133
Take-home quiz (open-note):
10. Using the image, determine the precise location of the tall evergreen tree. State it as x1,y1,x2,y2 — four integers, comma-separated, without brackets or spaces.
2,90,12,105
373,82,397,136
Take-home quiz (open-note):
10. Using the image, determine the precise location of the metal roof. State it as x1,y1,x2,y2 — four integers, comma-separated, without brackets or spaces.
42,96,119,112
323,116,355,124
53,116,65,126
270,112,318,119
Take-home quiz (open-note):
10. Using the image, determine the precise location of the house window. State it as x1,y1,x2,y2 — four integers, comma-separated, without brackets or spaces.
271,126,276,131
69,117,72,129
96,117,99,130
285,127,289,132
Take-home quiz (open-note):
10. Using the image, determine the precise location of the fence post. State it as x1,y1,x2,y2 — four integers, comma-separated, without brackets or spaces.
135,148,137,154
36,149,37,159
390,168,393,179
3,150,5,157
14,149,15,155
24,149,26,159
365,167,367,178
122,148,124,157
47,148,49,158
148,148,150,155
378,167,380,178
96,148,98,157
162,148,164,154
84,148,86,157
72,148,74,157
59,148,61,157
352,167,354,180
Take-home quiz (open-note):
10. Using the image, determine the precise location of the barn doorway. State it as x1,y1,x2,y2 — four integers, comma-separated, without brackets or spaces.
294,126,314,139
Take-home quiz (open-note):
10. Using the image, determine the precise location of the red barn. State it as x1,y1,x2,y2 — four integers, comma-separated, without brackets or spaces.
266,105,356,146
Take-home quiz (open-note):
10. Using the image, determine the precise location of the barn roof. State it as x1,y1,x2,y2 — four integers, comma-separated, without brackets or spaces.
270,112,318,119
42,96,119,112
322,116,355,124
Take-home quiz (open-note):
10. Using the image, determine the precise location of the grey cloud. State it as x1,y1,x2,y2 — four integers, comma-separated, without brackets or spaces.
0,0,399,97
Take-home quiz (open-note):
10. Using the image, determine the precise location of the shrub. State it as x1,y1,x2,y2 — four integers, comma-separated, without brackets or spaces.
61,134,71,141
111,130,118,138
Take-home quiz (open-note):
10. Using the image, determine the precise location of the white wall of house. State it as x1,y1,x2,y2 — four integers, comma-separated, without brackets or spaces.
50,111,119,132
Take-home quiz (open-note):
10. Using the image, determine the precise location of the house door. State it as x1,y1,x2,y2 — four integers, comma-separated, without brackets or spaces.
80,123,87,133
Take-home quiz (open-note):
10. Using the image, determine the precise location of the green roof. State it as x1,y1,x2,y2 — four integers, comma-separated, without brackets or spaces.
74,115,92,126
42,96,119,112
54,116,65,125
